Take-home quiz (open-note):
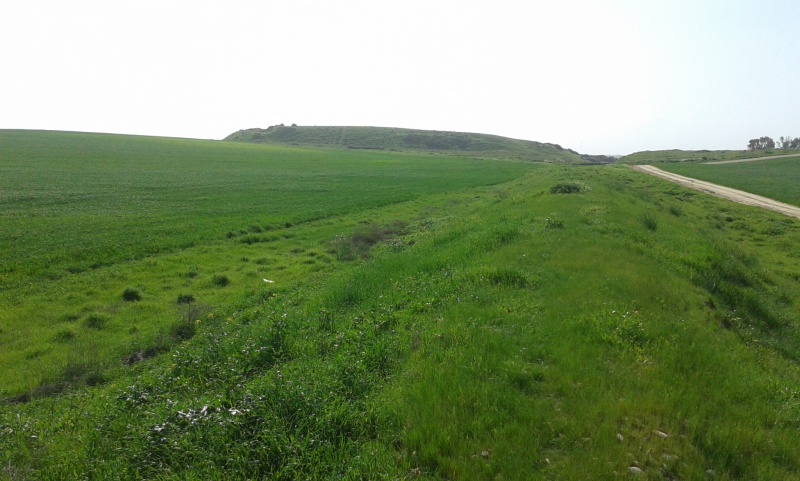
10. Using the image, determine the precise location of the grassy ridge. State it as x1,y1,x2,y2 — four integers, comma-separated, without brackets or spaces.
224,125,612,164
2,151,800,479
0,130,531,398
657,156,800,207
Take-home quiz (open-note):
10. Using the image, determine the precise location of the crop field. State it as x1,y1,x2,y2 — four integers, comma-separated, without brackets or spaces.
657,156,800,207
0,130,530,398
2,131,800,479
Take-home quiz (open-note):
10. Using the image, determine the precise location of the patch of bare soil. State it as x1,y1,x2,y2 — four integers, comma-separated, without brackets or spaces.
630,165,800,219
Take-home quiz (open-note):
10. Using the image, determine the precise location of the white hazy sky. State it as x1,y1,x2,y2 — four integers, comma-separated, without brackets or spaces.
1,0,798,154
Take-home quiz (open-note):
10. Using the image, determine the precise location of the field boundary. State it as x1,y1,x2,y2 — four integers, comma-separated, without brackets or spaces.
631,165,800,219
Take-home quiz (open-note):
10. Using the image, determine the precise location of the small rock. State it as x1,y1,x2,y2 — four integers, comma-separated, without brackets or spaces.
617,433,624,442
481,450,490,459
629,466,643,475
653,430,669,439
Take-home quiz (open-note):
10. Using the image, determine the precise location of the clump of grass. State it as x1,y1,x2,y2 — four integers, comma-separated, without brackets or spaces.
170,319,196,341
643,214,658,231
122,287,141,302
83,314,108,330
176,293,195,304
211,274,230,287
668,205,683,217
549,180,589,194
53,328,76,342
545,213,564,229
333,221,407,261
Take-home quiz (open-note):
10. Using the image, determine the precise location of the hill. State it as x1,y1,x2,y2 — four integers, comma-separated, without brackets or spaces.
224,125,615,164
619,148,792,164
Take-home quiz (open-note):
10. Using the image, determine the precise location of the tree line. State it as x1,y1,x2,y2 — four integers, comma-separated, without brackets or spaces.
747,135,800,151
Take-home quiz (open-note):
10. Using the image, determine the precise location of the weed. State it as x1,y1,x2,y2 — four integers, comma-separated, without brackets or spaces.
211,274,230,287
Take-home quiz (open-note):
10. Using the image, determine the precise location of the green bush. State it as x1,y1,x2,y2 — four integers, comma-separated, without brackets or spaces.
122,288,141,302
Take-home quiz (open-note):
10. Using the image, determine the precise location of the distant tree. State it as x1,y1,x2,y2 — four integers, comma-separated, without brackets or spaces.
779,136,800,149
747,136,775,151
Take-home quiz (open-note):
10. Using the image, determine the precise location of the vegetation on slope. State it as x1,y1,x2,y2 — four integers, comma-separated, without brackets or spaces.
224,125,614,164
2,133,800,479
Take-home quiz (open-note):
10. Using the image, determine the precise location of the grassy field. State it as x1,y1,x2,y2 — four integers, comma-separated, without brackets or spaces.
224,125,615,164
2,131,800,479
657,155,800,206
0,130,530,398
619,148,795,164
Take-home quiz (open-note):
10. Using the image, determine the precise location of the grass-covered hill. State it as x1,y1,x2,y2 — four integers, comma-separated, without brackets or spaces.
2,130,800,479
618,148,793,164
224,125,615,164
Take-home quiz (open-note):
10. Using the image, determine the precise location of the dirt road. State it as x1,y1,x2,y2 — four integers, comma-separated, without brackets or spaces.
630,165,800,219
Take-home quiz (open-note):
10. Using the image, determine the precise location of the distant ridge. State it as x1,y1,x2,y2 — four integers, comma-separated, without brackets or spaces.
224,125,615,164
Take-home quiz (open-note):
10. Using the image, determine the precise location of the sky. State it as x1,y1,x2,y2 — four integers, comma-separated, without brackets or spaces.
1,0,798,155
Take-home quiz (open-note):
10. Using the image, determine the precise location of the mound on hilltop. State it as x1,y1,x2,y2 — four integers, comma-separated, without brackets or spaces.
224,125,615,164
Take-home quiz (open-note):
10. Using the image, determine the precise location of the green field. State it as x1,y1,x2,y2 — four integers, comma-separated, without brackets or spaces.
2,131,800,479
657,156,800,207
0,130,529,398
619,148,795,164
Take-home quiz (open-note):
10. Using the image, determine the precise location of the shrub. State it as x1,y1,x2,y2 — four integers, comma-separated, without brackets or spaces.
549,181,589,194
122,288,141,302
211,274,230,287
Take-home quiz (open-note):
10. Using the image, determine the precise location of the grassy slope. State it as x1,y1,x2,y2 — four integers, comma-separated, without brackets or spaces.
223,125,610,164
657,156,800,207
0,130,530,398
1,139,800,480
619,148,796,164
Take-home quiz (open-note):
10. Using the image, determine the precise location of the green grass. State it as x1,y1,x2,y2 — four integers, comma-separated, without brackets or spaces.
224,125,613,164
657,156,800,206
2,132,800,479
